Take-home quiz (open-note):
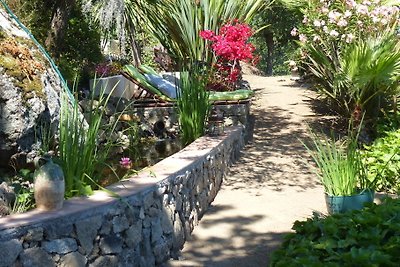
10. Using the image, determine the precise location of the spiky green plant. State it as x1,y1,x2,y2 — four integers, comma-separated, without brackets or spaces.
143,0,268,68
304,132,365,196
176,64,211,145
303,33,400,121
58,82,123,197
338,33,400,120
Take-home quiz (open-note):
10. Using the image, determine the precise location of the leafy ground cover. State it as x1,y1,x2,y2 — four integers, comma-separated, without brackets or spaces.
270,197,400,266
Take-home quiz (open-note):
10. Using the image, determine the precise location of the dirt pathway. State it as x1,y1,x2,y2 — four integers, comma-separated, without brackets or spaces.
167,75,327,267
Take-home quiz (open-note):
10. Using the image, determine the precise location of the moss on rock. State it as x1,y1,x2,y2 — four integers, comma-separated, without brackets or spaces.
0,35,47,102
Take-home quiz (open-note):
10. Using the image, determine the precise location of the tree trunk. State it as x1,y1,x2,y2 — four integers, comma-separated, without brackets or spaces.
45,0,75,57
264,31,274,76
128,26,142,67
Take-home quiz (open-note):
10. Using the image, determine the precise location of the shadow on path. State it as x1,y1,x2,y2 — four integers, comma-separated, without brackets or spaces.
225,106,318,192
167,204,288,267
168,76,327,267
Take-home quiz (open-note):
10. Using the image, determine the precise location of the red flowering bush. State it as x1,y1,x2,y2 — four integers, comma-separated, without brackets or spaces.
200,21,256,91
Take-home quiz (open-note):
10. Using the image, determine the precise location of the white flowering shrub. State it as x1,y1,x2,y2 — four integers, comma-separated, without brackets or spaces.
292,0,399,47
291,0,399,43
290,0,399,119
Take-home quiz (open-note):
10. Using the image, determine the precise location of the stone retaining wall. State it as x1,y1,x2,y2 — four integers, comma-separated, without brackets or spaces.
132,102,251,138
133,102,251,127
0,127,245,267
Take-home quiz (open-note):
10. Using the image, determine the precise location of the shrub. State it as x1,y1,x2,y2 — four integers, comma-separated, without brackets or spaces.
270,198,400,267
361,129,400,193
144,0,267,69
200,21,256,91
289,0,400,120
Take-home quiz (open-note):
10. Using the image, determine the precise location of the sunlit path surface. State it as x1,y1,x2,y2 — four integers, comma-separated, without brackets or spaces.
167,75,327,267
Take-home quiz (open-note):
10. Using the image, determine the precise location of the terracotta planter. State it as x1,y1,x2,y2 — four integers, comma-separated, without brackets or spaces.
325,189,375,214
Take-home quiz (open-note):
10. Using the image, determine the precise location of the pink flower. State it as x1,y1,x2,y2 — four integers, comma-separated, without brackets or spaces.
313,35,321,42
337,19,348,27
329,30,339,37
200,30,215,41
321,7,329,13
291,27,298,36
328,11,341,22
345,33,355,43
201,21,256,90
372,15,379,23
346,0,357,8
119,157,132,168
313,20,322,27
299,34,308,42
356,5,369,15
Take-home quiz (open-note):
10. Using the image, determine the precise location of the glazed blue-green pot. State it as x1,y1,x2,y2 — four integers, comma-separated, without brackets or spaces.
325,189,375,214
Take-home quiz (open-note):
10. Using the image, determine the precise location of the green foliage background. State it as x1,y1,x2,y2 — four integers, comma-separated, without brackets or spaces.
6,0,102,85
251,2,302,75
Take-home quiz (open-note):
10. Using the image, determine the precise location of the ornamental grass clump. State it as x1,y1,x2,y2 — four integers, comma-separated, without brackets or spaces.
304,131,366,196
58,82,123,197
176,64,211,145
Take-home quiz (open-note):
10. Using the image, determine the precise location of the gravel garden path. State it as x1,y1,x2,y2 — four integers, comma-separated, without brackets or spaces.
167,75,328,267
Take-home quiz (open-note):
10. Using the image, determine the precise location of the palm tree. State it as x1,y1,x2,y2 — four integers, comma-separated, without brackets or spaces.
337,33,400,124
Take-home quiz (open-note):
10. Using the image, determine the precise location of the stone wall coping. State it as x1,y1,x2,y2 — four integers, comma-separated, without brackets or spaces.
0,126,242,232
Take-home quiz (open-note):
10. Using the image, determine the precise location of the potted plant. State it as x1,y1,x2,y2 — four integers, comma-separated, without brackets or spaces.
304,128,376,214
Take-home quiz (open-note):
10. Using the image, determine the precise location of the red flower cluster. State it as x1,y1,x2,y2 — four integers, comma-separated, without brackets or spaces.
200,21,255,91
200,21,255,62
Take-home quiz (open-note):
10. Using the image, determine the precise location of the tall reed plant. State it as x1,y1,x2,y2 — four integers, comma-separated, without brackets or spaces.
176,65,211,145
58,83,120,197
304,132,365,196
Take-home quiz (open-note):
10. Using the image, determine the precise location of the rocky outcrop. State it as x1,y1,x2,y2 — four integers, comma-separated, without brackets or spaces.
0,8,65,168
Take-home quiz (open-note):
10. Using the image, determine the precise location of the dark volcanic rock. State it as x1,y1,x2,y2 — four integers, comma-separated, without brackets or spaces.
0,8,66,168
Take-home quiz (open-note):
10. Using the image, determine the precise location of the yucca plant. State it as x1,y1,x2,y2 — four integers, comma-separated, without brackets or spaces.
302,39,348,112
143,0,268,68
